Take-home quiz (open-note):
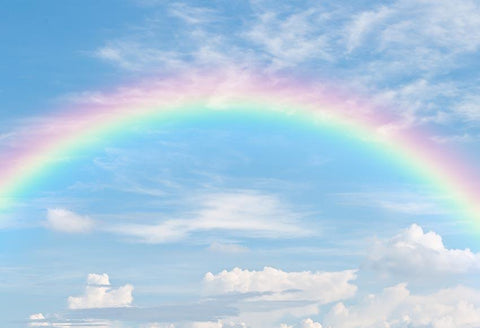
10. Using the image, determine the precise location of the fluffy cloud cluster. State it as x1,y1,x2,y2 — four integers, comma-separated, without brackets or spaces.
280,318,324,328
46,208,94,233
68,273,133,309
301,318,322,328
204,266,357,303
31,225,480,328
323,284,480,328
367,224,480,276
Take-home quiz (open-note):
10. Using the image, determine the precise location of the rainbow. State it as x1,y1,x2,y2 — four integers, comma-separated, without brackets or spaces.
0,70,479,225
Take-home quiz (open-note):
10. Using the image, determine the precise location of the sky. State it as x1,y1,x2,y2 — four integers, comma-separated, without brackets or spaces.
1,0,480,327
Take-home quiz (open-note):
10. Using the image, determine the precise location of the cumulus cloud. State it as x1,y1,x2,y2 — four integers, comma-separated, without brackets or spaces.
29,313,48,327
199,267,356,328
46,208,94,233
68,273,133,309
324,283,480,328
29,313,46,320
111,191,311,243
87,273,111,286
301,318,322,328
367,224,480,276
204,266,357,303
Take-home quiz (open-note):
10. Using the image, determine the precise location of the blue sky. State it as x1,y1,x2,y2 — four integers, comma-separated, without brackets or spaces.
2,1,480,327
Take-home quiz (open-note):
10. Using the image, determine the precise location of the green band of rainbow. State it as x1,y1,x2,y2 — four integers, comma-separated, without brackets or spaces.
1,72,479,226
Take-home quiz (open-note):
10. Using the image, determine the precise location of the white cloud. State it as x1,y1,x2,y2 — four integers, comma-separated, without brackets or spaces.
344,6,391,53
46,208,94,233
64,0,480,144
208,242,249,254
87,273,110,286
168,3,217,25
371,79,457,127
191,321,246,328
29,313,48,327
29,322,49,327
230,303,322,328
454,94,480,122
146,324,176,328
341,0,480,125
387,0,480,52
28,313,112,327
29,313,45,320
431,133,479,144
301,318,322,328
68,273,133,309
203,266,357,303
344,0,480,61
112,191,311,243
336,190,446,215
324,283,480,328
95,41,183,71
245,8,332,67
367,224,480,276
198,266,356,328
83,0,480,132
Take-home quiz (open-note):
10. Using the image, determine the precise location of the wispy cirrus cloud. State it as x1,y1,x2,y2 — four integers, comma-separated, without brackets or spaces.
95,41,185,72
335,190,448,215
244,8,333,68
168,3,218,25
208,242,249,254
85,0,480,135
45,208,94,233
46,190,314,244
110,190,313,243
